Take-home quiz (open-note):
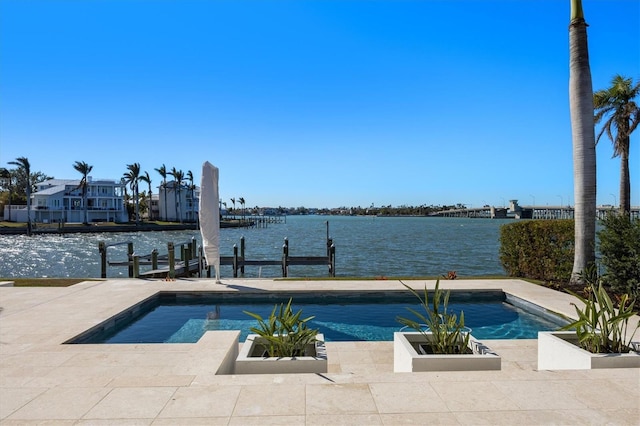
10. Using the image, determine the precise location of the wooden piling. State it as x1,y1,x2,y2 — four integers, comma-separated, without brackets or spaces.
133,255,140,278
168,242,175,279
240,236,245,274
329,243,336,277
282,238,289,277
99,241,107,278
233,244,238,278
127,242,134,277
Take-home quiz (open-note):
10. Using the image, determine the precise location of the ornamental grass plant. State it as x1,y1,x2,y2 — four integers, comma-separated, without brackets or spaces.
243,298,319,357
560,268,640,354
396,280,470,354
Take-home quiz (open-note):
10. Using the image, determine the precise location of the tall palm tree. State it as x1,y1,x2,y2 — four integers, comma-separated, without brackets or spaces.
0,167,12,221
72,161,93,225
568,0,597,283
123,163,142,225
187,170,195,222
170,167,184,223
8,157,32,235
154,164,168,221
594,75,639,215
230,197,236,218
120,177,131,220
140,171,153,220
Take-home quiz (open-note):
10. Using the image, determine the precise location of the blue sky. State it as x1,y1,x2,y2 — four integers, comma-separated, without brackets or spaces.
1,0,638,209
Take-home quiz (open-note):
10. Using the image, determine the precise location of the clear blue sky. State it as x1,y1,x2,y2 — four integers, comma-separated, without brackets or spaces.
1,0,638,209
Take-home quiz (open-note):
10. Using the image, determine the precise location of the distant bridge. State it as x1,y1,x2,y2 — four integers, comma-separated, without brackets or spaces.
430,200,640,220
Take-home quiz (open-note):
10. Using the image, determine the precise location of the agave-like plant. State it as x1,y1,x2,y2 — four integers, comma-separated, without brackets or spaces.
396,280,470,355
244,298,318,357
560,280,639,354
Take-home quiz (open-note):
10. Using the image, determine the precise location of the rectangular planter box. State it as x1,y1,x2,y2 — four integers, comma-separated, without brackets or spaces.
538,331,640,370
393,332,501,372
235,333,328,374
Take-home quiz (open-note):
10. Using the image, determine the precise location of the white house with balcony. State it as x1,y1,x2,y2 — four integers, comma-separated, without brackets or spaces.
11,178,129,224
157,181,199,222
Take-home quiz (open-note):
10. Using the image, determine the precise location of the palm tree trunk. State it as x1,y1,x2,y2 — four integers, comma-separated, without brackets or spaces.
619,141,630,214
569,0,597,283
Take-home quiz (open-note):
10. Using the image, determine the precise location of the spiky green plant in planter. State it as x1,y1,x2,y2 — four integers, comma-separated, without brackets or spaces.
244,298,318,357
560,277,639,354
396,280,470,354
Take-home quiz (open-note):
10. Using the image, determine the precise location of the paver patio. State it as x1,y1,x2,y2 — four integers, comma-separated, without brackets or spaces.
1,278,638,425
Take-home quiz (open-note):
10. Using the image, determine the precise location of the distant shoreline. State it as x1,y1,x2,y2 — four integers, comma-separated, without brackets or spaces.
0,220,252,235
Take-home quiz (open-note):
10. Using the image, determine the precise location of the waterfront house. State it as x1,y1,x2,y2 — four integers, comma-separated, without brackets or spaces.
6,178,128,224
157,180,199,223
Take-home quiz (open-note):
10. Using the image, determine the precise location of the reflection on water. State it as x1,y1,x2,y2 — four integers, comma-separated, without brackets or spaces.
0,216,512,278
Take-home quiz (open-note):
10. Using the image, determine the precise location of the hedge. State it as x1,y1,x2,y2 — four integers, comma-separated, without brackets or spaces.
499,220,574,283
598,214,640,298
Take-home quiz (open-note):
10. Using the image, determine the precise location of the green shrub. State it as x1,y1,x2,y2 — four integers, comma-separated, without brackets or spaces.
499,220,574,283
598,214,640,298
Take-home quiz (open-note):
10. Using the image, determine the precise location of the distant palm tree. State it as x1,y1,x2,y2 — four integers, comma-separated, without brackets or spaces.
170,167,184,223
123,163,142,225
239,197,246,220
594,75,639,215
568,0,597,283
140,171,153,220
187,170,195,222
72,161,94,225
230,197,236,218
0,167,12,221
154,164,168,221
8,157,32,235
120,177,131,220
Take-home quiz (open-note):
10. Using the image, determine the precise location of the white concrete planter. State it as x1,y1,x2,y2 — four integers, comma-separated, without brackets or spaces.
235,333,327,374
393,332,501,372
537,331,640,370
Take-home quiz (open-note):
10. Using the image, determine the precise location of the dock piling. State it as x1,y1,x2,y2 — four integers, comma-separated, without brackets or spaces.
127,242,134,277
168,242,175,279
133,255,140,278
99,242,107,278
240,236,245,274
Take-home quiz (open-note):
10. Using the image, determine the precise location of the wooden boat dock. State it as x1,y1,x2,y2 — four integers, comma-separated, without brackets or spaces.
99,236,335,279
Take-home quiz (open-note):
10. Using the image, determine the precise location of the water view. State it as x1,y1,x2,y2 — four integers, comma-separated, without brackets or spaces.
0,216,513,278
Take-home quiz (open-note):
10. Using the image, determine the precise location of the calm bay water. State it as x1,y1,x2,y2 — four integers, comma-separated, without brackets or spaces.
0,216,513,278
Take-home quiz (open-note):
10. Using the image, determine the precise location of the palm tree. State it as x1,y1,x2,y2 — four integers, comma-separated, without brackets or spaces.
170,167,184,223
187,170,195,222
594,75,639,215
239,197,246,220
0,167,12,221
8,157,32,235
123,163,142,225
230,197,236,218
568,0,597,283
72,161,93,225
140,171,153,220
154,164,168,221
120,177,132,220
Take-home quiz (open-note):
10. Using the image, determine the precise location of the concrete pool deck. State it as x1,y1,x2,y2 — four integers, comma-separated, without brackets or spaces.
1,278,638,425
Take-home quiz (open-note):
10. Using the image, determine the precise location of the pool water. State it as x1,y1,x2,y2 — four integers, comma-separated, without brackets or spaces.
74,291,567,344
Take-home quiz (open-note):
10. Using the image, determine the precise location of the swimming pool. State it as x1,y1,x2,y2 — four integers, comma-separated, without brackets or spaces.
69,291,568,344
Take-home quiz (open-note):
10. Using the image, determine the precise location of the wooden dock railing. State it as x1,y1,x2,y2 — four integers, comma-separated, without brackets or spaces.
99,236,335,279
